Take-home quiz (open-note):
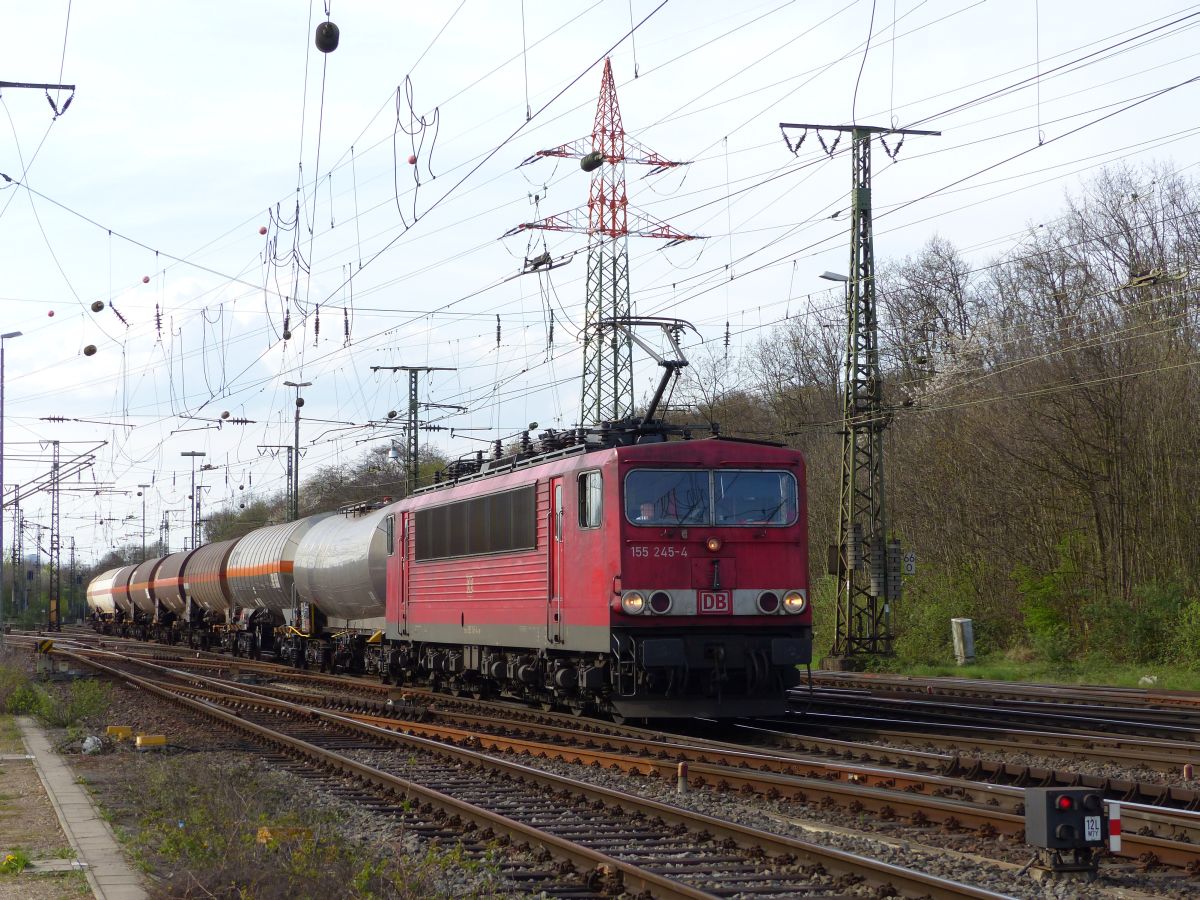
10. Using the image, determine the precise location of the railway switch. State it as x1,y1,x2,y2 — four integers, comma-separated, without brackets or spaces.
1025,787,1109,877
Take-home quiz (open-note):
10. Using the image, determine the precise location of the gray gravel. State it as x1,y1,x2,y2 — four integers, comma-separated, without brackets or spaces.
465,743,1198,899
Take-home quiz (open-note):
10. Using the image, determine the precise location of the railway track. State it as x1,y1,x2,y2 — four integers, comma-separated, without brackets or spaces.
53,643,1200,875
788,686,1200,743
809,671,1200,712
56,646,1013,899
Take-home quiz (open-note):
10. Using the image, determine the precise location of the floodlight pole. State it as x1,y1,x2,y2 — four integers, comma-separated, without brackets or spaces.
137,484,151,560
283,381,311,521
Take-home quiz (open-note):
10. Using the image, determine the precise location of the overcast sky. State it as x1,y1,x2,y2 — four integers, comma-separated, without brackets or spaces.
2,1,1197,562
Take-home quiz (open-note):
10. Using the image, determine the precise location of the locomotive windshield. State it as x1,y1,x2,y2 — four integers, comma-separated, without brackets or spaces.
624,470,711,525
624,468,797,527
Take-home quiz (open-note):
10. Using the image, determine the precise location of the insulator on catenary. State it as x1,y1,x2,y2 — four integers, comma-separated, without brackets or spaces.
496,315,501,347
315,20,339,53
580,151,604,172
886,539,903,600
845,522,863,569
343,307,350,342
314,305,320,346
868,544,886,598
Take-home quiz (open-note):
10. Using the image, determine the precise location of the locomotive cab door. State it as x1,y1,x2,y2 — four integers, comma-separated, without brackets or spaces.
399,512,411,635
548,477,564,643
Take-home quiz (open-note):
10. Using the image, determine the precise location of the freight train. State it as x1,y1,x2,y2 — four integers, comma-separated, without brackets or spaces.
87,427,812,719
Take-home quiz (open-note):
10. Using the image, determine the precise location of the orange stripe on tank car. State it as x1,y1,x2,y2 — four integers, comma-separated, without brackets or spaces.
227,561,295,578
152,577,184,587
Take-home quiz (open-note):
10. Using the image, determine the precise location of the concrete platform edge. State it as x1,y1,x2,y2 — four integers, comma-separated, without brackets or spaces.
17,717,148,900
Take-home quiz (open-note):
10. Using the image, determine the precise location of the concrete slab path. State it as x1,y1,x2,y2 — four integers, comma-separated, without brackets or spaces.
17,718,148,900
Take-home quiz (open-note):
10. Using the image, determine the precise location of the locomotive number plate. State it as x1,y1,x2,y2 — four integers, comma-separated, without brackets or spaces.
630,545,689,558
698,591,732,615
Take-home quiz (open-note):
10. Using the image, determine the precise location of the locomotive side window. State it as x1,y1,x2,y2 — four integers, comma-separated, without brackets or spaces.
385,514,396,556
415,484,537,561
714,470,798,526
578,470,602,528
624,469,710,526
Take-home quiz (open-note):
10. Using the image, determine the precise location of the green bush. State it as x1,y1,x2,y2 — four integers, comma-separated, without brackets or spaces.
1083,582,1190,665
0,664,31,711
4,677,111,727
6,682,42,716
890,565,1010,666
1014,535,1097,665
1172,595,1200,667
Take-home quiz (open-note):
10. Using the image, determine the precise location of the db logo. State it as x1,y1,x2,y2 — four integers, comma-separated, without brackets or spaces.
698,591,731,615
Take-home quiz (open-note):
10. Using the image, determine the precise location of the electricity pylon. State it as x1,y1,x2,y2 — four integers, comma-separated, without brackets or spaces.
508,58,697,426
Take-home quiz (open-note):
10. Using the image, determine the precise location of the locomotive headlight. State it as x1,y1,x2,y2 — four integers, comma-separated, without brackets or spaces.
620,591,646,615
782,590,808,614
705,537,722,553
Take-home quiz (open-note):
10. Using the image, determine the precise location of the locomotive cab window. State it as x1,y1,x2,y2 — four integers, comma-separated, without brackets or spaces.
714,470,797,526
624,468,797,527
624,469,710,526
385,514,396,556
578,470,602,528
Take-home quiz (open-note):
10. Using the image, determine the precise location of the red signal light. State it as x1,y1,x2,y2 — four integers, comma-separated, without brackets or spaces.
1055,795,1074,811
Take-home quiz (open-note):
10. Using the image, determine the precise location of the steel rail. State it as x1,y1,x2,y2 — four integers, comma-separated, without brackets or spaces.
63,648,1013,900
64,648,1200,873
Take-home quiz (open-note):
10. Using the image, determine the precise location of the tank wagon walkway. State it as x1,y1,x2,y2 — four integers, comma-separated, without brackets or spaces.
18,718,147,900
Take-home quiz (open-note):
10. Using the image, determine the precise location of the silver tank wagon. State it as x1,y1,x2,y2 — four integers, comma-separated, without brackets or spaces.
293,506,391,626
129,557,166,614
152,549,198,615
86,567,123,616
183,538,240,616
226,516,329,613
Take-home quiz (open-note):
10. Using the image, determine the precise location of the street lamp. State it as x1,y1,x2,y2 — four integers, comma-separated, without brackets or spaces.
180,451,206,550
283,380,311,521
137,483,151,560
0,331,22,648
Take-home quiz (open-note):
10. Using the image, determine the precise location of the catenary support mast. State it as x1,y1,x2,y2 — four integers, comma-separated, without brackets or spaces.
780,122,938,667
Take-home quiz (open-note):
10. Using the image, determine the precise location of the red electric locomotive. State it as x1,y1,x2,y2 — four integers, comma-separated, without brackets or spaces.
380,432,811,718
86,328,813,719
